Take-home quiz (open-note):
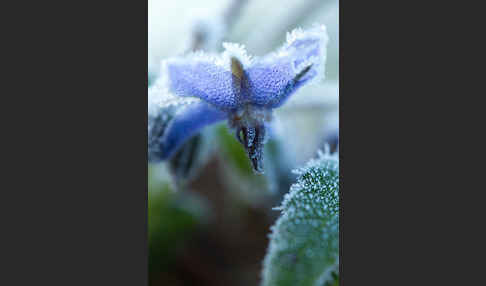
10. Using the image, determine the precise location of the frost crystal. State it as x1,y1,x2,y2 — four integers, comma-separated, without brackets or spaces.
222,42,253,67
262,149,339,286
148,77,200,116
148,104,175,163
152,25,329,173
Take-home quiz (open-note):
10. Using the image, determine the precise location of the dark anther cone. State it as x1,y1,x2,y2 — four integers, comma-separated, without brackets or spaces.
236,124,265,174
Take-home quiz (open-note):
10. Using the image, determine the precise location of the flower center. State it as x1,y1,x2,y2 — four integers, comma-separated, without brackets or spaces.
228,105,272,174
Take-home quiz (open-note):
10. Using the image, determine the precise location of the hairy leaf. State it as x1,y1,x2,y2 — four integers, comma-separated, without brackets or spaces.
262,150,339,286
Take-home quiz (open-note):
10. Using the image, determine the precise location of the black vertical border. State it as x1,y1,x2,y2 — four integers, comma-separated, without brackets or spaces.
338,0,467,285
3,0,149,284
4,1,151,285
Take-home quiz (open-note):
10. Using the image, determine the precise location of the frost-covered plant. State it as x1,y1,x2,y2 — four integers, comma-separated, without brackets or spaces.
262,149,339,286
148,90,216,187
149,24,329,173
149,0,251,185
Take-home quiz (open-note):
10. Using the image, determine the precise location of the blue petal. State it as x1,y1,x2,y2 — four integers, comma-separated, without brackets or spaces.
160,101,227,160
245,25,328,108
165,56,242,111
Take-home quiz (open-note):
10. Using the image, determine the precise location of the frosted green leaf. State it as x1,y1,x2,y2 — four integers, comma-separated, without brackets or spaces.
262,149,339,286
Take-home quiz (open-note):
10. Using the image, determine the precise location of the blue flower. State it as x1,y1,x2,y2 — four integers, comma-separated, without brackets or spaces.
150,25,329,173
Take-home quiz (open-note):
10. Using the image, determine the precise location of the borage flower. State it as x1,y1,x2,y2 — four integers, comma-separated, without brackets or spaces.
150,24,329,173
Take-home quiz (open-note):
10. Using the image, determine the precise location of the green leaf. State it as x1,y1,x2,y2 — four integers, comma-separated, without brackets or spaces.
215,124,286,203
148,165,209,272
262,150,339,286
216,124,255,176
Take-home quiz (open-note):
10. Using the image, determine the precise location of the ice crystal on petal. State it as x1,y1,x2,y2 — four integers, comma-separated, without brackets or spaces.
281,23,328,84
148,77,200,116
148,104,175,163
152,25,329,172
246,24,329,108
162,52,242,111
157,101,227,160
222,42,253,68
